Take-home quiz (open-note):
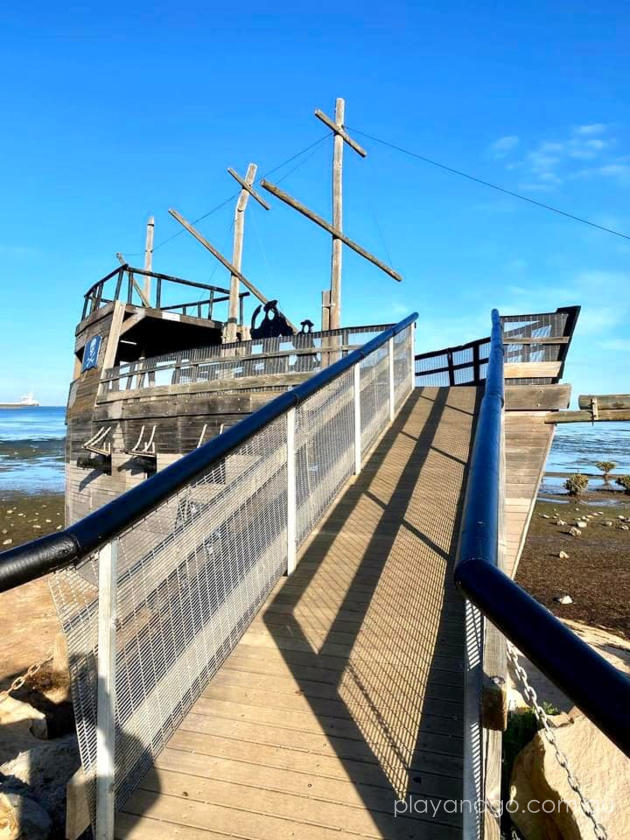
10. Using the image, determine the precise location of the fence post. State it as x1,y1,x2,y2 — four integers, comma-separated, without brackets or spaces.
353,363,361,474
409,323,416,395
95,539,118,840
388,336,395,421
286,407,297,575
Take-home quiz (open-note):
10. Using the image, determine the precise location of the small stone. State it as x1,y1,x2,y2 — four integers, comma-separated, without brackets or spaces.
5,509,13,514
2,538,12,545
557,519,566,526
1,529,6,534
576,520,587,528
17,513,24,517
56,525,62,530
32,525,41,530
541,514,550,519
554,594,573,605
618,515,626,521
45,519,51,523
603,520,614,527
621,524,629,531
558,551,569,559
569,527,582,537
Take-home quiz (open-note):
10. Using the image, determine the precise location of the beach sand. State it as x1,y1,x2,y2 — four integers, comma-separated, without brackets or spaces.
0,491,64,690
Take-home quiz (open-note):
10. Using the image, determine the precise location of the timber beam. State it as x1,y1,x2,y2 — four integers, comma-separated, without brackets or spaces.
260,179,402,282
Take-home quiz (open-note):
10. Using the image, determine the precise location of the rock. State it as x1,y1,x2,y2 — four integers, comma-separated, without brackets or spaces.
0,792,51,840
558,551,569,559
557,519,567,526
576,520,587,528
554,594,573,605
0,734,80,836
618,515,626,521
604,521,614,527
541,514,550,519
568,527,582,537
2,539,12,546
0,696,48,742
621,524,629,531
510,712,630,840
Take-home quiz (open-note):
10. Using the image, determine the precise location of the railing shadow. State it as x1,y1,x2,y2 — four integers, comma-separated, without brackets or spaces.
262,386,480,836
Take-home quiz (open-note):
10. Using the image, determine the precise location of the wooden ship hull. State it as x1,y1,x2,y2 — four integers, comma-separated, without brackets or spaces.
65,264,390,524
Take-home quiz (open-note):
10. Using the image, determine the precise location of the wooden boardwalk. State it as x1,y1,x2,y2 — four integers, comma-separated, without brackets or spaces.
117,387,480,839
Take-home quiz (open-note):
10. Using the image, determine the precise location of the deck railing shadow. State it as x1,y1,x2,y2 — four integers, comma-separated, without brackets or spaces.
263,386,480,836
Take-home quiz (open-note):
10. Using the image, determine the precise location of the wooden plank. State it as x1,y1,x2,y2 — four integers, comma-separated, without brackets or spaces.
227,166,271,209
314,108,367,156
578,393,630,410
504,361,562,379
549,408,630,423
505,384,570,411
503,336,569,345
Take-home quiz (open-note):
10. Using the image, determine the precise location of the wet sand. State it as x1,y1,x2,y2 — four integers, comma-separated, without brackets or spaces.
516,490,630,639
0,491,64,690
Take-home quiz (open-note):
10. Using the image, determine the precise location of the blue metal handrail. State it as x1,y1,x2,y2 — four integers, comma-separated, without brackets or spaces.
455,309,630,755
0,313,418,592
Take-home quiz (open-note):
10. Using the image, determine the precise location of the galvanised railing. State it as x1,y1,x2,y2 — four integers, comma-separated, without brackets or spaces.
0,314,417,839
455,308,630,838
98,323,396,396
415,306,580,386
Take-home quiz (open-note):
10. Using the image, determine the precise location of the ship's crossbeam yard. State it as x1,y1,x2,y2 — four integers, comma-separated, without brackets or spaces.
1,304,628,840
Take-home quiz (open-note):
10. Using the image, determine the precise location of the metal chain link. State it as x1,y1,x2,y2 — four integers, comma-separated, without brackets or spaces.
506,641,608,840
0,651,54,704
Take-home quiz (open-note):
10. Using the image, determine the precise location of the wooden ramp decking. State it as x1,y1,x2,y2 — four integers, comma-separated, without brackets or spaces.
116,386,484,839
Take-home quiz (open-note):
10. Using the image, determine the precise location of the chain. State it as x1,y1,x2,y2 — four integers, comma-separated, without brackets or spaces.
506,642,608,840
0,651,54,704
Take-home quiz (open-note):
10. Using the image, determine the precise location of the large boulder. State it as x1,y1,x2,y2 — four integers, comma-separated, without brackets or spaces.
510,712,629,839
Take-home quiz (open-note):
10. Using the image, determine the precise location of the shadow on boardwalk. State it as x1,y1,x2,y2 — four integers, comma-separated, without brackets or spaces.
263,386,479,838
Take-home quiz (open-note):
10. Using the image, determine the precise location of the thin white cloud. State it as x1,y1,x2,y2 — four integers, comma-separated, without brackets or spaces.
508,123,619,190
575,123,607,136
489,135,520,157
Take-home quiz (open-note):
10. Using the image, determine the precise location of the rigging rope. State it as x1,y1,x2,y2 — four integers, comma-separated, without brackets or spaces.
347,126,630,242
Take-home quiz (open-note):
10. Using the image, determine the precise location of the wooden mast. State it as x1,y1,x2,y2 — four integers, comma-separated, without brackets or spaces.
225,164,270,342
314,98,367,330
168,206,297,333
143,216,154,302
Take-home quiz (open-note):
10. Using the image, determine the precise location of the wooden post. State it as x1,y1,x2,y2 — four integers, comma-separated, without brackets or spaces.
227,164,257,343
314,99,368,329
95,540,118,840
143,216,154,303
330,98,344,330
321,290,330,332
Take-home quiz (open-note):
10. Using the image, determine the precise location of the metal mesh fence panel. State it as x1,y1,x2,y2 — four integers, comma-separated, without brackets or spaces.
359,344,390,455
50,322,415,827
393,326,413,409
295,370,355,546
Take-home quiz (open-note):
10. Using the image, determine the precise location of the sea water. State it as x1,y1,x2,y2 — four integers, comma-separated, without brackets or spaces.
0,406,65,493
0,407,628,495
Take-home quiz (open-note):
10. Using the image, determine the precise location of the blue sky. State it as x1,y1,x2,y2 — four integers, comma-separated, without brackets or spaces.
0,1,628,404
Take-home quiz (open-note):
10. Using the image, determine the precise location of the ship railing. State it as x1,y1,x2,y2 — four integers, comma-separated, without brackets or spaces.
98,323,395,395
0,315,417,839
81,264,249,322
414,305,580,386
455,308,629,839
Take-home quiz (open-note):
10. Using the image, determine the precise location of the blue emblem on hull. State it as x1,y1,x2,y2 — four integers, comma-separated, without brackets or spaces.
82,335,102,372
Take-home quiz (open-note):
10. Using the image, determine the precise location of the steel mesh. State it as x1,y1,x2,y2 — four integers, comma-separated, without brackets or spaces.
51,325,415,826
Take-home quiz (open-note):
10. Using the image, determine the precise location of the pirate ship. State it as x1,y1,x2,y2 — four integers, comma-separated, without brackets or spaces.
65,99,402,524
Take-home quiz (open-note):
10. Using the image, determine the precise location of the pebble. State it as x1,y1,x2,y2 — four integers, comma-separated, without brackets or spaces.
569,527,582,537
5,509,13,514
557,519,566,526
603,521,614,527
56,525,62,530
618,515,626,521
2,538,12,545
541,514,550,519
576,521,587,529
554,594,573,605
558,551,569,559
45,519,51,523
621,525,630,531
1,529,6,535
32,524,41,530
